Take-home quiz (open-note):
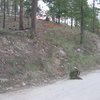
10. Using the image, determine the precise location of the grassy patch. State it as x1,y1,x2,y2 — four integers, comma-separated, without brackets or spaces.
44,28,99,72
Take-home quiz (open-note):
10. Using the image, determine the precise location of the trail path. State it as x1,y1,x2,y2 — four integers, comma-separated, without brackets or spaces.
0,70,100,100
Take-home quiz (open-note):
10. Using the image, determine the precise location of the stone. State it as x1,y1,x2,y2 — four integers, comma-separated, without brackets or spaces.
22,82,26,86
0,78,8,83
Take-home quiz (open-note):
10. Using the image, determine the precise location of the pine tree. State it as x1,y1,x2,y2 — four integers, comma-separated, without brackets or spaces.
19,0,24,30
31,0,38,38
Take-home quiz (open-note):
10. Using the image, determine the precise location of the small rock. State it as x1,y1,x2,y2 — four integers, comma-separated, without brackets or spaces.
61,65,64,68
13,79,15,80
0,78,8,83
43,80,48,83
22,82,26,86
59,49,66,56
77,48,81,52
6,87,13,90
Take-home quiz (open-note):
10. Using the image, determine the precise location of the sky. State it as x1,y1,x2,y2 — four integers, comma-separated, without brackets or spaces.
88,0,100,8
38,0,49,11
38,0,100,11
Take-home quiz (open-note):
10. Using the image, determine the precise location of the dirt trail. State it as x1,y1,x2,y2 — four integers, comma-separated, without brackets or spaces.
0,70,100,100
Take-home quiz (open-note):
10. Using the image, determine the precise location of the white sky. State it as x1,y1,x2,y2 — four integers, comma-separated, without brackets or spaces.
38,0,100,11
88,0,93,4
38,0,49,11
88,0,100,8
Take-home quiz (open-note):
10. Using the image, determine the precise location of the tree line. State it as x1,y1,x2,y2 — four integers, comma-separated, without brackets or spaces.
43,0,100,43
0,0,38,38
0,0,100,42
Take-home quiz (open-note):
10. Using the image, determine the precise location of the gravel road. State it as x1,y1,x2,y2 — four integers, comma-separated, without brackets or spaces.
0,70,100,100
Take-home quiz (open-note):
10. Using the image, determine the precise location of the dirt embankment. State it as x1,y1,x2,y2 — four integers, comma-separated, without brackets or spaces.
0,20,100,93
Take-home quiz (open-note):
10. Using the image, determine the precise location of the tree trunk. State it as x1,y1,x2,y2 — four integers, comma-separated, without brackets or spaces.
93,0,95,33
3,0,6,28
58,15,60,24
14,0,17,21
55,16,58,23
31,0,38,38
80,0,84,44
64,17,68,25
52,16,55,22
6,0,9,15
71,17,73,29
19,0,24,30
75,19,78,27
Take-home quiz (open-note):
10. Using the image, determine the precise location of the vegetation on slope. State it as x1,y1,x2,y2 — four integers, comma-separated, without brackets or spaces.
0,20,100,92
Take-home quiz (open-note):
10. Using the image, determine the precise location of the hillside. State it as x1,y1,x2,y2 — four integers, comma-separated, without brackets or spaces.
0,20,100,92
